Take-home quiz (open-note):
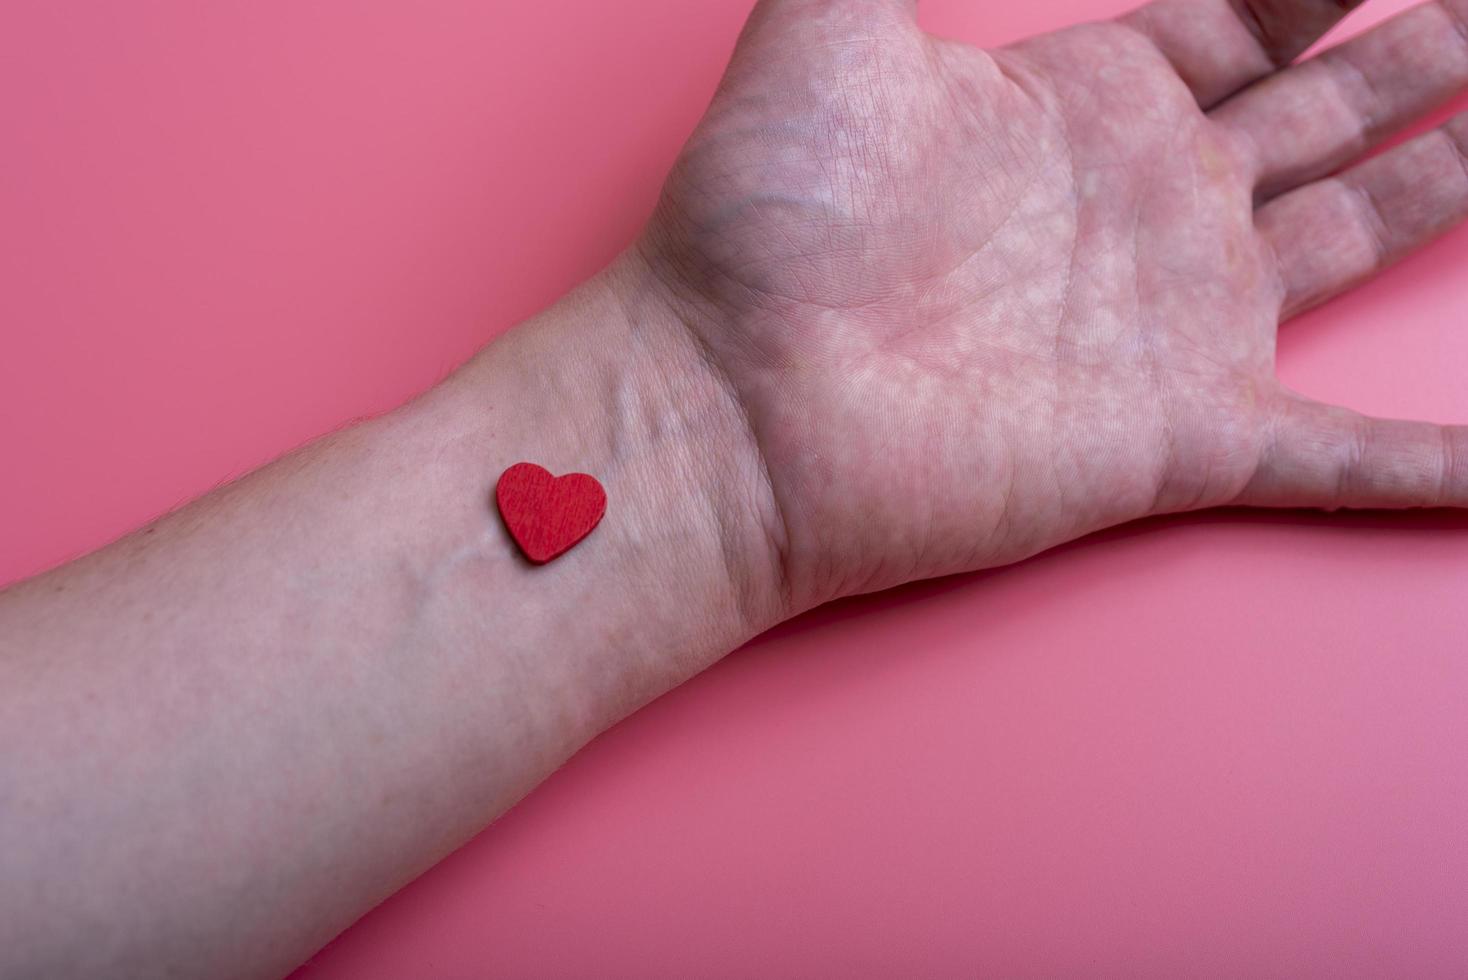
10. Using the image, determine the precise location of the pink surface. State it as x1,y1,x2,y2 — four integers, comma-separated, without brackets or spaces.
3,0,1466,976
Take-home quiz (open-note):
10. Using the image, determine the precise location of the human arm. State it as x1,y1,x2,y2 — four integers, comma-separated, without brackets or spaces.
0,256,785,977
5,0,1468,975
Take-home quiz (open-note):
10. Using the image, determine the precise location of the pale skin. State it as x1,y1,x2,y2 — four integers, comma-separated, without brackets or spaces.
2,0,1466,974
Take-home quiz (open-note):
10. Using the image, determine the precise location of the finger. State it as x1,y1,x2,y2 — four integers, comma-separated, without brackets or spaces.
1240,395,1468,508
1258,112,1468,318
1122,0,1368,108
1214,0,1468,198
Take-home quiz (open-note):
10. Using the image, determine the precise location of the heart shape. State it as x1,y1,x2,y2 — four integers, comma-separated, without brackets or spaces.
495,462,607,564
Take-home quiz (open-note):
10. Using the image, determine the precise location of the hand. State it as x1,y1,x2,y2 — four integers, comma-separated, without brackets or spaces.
6,5,1463,971
635,0,1468,612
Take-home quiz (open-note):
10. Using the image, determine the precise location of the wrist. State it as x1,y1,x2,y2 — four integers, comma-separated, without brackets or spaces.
593,248,792,636
387,250,789,743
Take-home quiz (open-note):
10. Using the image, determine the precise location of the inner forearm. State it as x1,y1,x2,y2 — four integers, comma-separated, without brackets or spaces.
0,253,782,978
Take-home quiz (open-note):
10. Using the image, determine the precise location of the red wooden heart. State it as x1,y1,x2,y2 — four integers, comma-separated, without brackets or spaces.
495,462,607,564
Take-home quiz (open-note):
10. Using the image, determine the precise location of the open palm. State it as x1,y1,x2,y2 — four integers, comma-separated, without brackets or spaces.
639,0,1468,610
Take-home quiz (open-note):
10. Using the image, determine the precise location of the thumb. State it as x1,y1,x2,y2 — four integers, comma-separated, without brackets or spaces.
739,0,918,48
749,0,915,19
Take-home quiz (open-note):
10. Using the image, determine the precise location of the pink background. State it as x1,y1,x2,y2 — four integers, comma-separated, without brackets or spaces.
3,0,1466,976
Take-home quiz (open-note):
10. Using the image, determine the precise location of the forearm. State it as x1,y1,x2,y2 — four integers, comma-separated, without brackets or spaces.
0,252,784,978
